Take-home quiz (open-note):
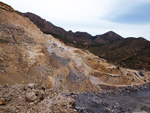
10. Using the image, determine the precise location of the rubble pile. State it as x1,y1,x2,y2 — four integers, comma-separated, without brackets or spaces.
0,84,76,113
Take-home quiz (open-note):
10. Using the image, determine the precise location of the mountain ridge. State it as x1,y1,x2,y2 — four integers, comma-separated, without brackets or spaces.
20,12,123,46
20,12,150,71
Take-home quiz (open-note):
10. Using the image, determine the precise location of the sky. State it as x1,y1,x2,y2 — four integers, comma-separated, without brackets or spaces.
1,0,150,40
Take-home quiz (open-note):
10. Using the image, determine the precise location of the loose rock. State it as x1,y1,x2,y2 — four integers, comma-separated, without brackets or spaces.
0,99,7,105
26,92,37,102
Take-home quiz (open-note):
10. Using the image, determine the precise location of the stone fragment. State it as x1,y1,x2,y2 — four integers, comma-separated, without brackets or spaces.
35,90,44,100
26,92,37,102
28,83,35,89
0,99,6,105
41,76,54,89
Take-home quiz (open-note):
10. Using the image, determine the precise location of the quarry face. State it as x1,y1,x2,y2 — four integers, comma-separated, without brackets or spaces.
0,2,150,113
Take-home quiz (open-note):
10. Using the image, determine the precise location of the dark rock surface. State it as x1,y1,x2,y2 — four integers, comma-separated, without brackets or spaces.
0,23,34,44
75,83,150,113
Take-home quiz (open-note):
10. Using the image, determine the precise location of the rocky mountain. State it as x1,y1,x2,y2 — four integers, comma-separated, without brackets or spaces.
20,12,150,71
2,6,148,90
20,12,123,46
89,37,150,70
93,31,123,45
0,2,150,113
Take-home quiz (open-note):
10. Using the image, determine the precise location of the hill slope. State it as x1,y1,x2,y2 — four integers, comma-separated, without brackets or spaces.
20,12,123,46
0,2,150,113
88,37,150,70
0,1,149,91
20,12,150,71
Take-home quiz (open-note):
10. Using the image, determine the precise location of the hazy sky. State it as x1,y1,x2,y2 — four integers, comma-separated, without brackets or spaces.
1,0,150,40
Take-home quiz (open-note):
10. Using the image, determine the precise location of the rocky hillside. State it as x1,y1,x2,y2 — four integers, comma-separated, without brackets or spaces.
1,3,149,90
89,37,150,70
20,12,123,46
0,2,150,113
20,12,150,71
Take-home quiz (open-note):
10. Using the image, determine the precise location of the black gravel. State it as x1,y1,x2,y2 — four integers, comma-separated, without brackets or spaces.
74,83,150,113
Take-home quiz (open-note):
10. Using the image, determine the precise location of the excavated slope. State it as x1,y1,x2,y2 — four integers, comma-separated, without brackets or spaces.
0,6,150,93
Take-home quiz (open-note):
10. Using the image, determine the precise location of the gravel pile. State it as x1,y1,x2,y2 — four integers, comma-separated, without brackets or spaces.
75,83,150,113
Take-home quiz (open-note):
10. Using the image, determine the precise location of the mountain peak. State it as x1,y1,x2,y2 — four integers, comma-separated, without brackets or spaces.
106,31,116,34
103,31,123,38
94,31,123,45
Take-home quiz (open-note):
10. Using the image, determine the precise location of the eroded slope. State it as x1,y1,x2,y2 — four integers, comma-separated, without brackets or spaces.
0,2,150,113
0,6,150,93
